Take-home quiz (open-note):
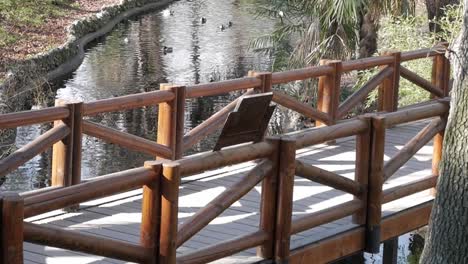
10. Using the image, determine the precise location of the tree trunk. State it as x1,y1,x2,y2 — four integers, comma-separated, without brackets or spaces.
420,1,468,263
358,11,378,58
425,0,460,33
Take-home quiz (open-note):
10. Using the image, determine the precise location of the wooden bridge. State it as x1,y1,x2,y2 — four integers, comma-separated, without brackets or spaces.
0,44,451,264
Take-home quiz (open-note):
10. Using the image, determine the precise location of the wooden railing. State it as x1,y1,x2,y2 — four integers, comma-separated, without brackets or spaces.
0,44,451,263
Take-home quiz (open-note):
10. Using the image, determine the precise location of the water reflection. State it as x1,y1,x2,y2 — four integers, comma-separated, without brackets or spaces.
3,0,288,191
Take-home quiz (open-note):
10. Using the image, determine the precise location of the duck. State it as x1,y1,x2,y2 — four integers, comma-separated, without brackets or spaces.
163,46,173,54
219,24,226,31
201,17,207,24
228,21,233,27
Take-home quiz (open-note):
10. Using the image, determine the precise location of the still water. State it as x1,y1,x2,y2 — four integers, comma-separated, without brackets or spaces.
2,0,309,192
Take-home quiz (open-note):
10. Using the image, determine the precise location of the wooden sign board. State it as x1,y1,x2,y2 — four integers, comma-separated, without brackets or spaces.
213,92,276,151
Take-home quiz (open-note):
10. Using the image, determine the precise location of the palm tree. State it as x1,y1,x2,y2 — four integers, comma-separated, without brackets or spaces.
250,0,417,69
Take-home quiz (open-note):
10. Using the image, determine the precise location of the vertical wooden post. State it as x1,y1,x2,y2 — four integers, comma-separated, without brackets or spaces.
174,86,186,160
257,137,280,258
52,100,74,187
274,138,296,262
433,43,450,97
317,60,342,126
159,162,180,264
1,192,24,264
141,161,163,264
431,43,449,195
366,116,386,253
71,102,83,187
378,52,400,113
353,115,372,225
157,84,184,160
255,72,273,93
383,237,399,264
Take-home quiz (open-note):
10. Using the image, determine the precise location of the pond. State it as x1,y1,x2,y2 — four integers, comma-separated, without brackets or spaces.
2,0,301,192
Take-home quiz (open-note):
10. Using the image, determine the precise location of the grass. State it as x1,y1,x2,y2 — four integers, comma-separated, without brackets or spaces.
0,0,76,47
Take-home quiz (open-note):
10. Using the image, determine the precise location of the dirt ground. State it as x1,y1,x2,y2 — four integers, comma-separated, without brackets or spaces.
0,0,121,80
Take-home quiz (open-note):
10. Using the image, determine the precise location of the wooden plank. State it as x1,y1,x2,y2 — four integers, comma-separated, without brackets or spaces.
213,93,275,151
182,90,254,151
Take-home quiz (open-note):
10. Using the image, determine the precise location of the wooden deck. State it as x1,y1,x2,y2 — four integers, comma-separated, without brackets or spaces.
23,120,435,264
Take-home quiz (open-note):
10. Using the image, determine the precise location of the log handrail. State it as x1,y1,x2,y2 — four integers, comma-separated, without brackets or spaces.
23,166,158,218
290,200,363,235
341,55,394,72
272,90,330,124
271,65,334,84
185,77,261,98
177,231,269,264
82,120,173,159
176,159,273,247
400,46,446,61
382,174,438,203
24,222,150,263
400,66,444,97
0,106,70,129
0,123,70,178
295,160,363,196
290,119,369,149
179,141,275,176
82,89,175,116
383,98,449,127
383,117,445,181
338,67,394,118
